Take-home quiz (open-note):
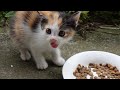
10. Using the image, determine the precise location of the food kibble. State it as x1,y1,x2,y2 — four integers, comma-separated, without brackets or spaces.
73,63,120,79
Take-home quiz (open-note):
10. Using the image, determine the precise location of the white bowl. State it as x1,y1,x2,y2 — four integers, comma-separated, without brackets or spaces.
62,51,120,79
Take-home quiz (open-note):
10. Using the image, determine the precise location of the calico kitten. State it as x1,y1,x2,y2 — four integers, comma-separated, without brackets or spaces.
9,11,81,70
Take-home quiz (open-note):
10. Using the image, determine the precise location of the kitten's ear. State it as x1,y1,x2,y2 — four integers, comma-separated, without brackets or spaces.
63,11,81,29
70,11,81,26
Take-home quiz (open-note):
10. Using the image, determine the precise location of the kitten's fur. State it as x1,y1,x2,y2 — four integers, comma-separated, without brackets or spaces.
9,11,81,69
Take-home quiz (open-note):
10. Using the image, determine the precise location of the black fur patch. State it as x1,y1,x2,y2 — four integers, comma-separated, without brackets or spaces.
60,18,76,31
59,12,76,30
59,11,66,18
31,14,41,30
59,12,69,23
32,14,48,32
40,15,48,30
24,11,31,23
65,18,76,29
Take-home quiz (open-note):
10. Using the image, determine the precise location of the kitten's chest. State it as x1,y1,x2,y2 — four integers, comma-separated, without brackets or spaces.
29,36,52,52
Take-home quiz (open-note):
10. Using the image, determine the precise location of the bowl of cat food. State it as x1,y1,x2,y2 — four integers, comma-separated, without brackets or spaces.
62,51,120,79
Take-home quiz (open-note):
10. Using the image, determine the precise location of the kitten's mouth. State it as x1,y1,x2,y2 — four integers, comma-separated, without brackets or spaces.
50,39,58,48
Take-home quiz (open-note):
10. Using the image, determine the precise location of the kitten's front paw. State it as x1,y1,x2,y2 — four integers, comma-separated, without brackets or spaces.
36,62,48,70
53,57,65,66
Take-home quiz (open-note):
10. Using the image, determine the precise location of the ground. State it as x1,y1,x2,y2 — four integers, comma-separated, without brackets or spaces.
0,26,120,79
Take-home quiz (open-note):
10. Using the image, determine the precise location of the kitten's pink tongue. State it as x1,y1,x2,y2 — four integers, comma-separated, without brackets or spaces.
51,42,58,48
50,39,58,48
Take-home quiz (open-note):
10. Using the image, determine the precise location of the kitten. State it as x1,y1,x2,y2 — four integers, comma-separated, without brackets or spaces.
9,11,81,70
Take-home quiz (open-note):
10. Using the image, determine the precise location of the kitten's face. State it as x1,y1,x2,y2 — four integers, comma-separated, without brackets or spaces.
39,11,81,48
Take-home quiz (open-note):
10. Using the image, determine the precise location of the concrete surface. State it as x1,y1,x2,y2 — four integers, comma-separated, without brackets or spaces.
0,27,120,79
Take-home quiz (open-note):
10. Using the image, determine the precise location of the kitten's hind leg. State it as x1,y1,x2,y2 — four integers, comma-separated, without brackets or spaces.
19,48,31,61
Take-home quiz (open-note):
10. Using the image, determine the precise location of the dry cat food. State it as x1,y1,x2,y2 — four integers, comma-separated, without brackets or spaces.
73,63,120,79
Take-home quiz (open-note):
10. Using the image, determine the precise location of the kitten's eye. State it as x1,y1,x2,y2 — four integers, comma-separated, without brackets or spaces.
59,31,65,37
46,28,51,34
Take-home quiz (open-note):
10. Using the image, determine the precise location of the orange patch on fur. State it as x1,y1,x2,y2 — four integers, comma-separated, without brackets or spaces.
12,11,33,42
58,18,62,27
64,30,75,38
14,11,26,38
39,11,63,26
27,11,38,28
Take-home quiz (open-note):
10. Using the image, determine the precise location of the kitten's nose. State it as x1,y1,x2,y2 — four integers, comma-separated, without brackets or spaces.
50,39,57,43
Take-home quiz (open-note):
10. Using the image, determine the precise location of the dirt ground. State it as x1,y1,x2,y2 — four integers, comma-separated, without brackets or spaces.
0,27,120,79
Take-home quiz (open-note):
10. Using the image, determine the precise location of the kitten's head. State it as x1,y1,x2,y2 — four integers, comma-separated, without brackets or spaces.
38,11,81,48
